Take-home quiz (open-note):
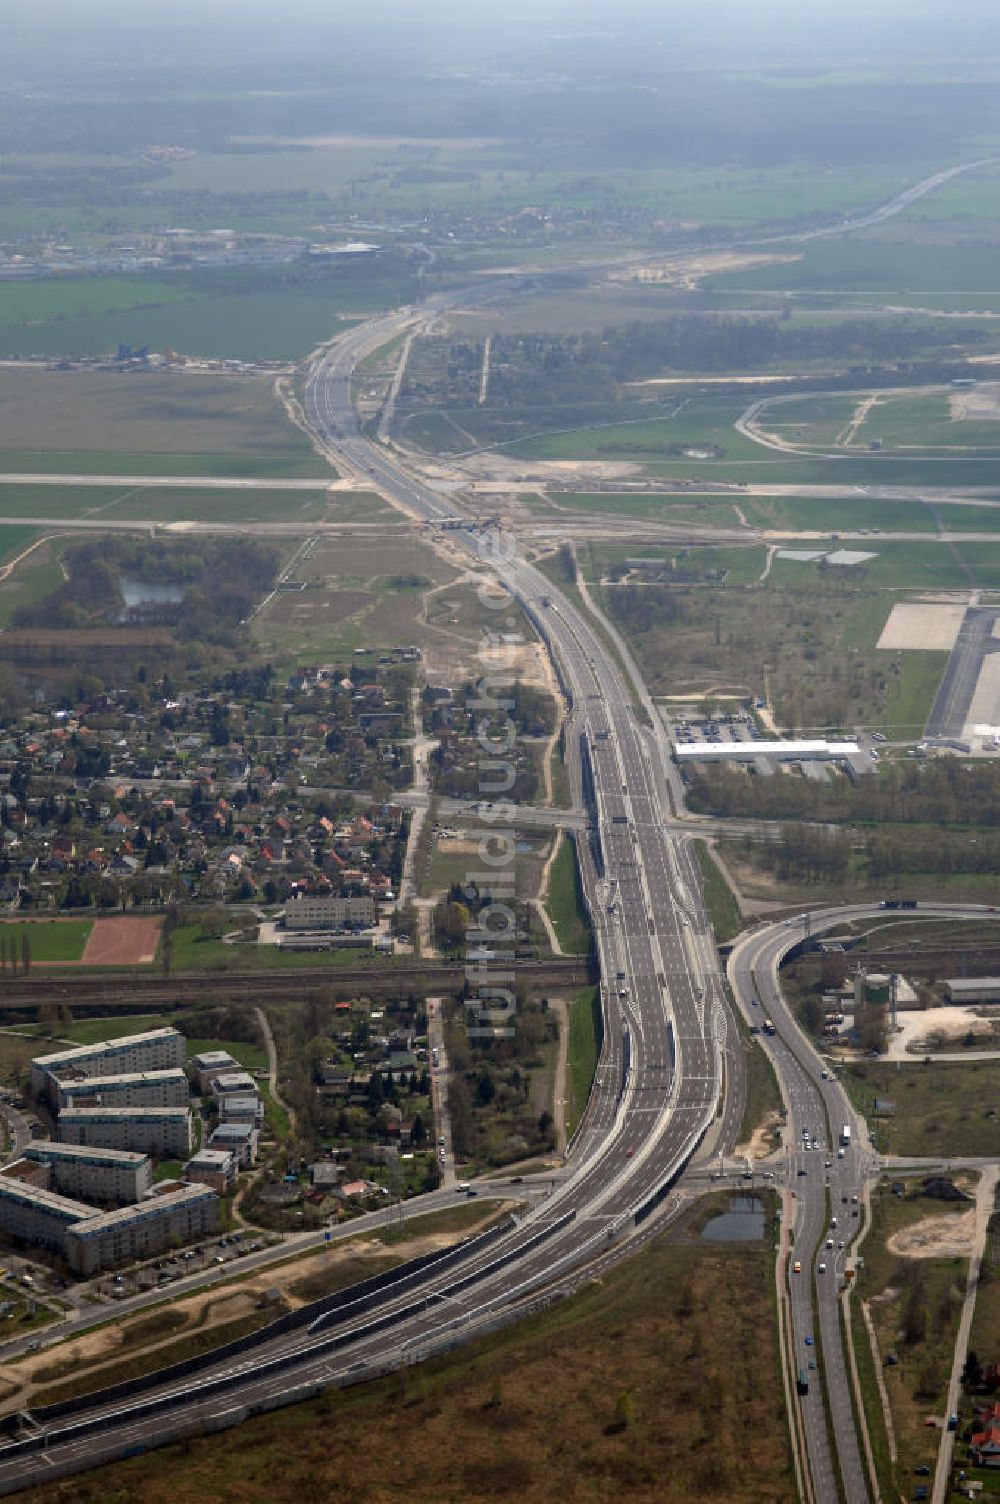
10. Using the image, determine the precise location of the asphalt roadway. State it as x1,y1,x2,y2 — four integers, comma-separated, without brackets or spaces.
0,299,731,1492
729,901,1000,1504
924,605,1000,740
0,309,994,1497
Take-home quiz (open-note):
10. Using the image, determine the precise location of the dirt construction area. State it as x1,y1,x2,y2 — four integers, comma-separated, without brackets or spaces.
82,916,163,966
886,1208,977,1259
0,1216,504,1412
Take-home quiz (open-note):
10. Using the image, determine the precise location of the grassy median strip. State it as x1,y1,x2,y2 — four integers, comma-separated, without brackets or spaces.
692,839,743,944
565,985,602,1140
546,832,593,956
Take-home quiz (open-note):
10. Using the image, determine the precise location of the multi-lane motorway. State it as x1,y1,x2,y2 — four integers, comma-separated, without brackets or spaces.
0,301,732,1495
4,280,996,1497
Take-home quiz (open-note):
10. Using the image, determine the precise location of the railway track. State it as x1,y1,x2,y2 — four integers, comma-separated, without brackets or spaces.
0,954,595,1014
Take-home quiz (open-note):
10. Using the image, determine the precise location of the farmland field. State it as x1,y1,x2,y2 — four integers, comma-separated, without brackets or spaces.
0,369,328,477
0,259,419,363
705,238,1000,297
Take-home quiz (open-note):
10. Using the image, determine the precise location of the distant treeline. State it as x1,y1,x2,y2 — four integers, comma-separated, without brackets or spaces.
408,318,988,412
688,759,1000,830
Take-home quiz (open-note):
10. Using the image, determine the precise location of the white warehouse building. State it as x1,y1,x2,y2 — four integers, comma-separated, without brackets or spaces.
674,739,860,764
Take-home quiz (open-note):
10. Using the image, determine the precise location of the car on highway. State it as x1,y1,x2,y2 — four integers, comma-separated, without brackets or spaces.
793,1260,802,1273
818,1262,826,1273
805,1335,813,1346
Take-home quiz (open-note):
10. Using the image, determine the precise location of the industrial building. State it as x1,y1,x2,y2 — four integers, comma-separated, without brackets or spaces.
283,894,375,931
57,1107,192,1159
63,1185,219,1276
183,1148,237,1194
0,1176,92,1252
207,1121,259,1167
945,977,1000,1004
31,1028,186,1102
190,1049,239,1093
674,738,860,765
55,1068,189,1112
23,1142,152,1205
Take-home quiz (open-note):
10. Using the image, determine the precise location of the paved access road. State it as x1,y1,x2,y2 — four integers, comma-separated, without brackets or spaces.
729,902,1000,1504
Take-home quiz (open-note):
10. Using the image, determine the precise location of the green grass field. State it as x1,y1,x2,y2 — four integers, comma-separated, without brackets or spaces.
0,526,39,562
0,484,337,525
545,833,593,956
565,985,602,1141
0,919,92,962
0,367,330,478
770,540,1000,591
706,238,1000,296
692,840,743,945
883,652,949,737
841,1059,1000,1156
0,277,190,331
0,260,418,363
554,492,748,528
504,396,763,463
764,389,1000,456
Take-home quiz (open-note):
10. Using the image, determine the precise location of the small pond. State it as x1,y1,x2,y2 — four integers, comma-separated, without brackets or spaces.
700,1195,766,1242
117,576,185,620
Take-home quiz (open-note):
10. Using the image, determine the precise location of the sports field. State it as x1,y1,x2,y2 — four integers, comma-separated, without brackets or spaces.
0,920,92,963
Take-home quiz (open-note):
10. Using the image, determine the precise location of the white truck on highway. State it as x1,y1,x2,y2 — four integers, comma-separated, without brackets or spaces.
840,1124,851,1148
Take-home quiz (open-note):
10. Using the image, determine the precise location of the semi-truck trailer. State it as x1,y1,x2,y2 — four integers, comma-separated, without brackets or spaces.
840,1124,851,1147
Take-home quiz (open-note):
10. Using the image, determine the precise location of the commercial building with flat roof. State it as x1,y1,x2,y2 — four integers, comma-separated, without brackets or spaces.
284,894,374,931
0,1177,92,1252
57,1107,192,1159
55,1068,189,1112
674,739,860,764
183,1149,237,1194
63,1185,219,1275
24,1142,152,1205
945,977,1000,1004
31,1028,185,1102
